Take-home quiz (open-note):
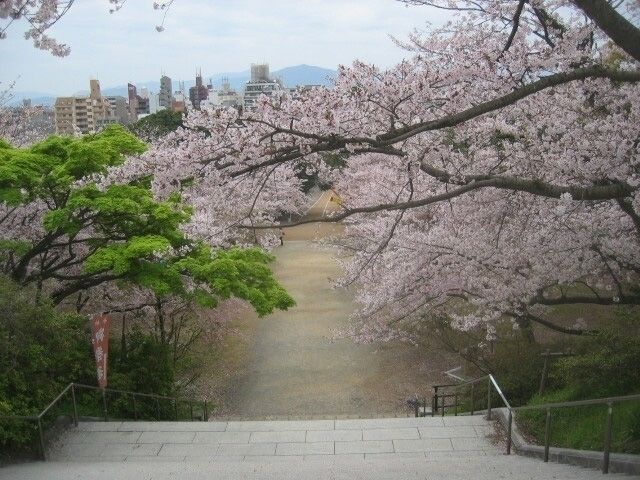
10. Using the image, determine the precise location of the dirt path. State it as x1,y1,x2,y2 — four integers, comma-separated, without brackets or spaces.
208,191,453,418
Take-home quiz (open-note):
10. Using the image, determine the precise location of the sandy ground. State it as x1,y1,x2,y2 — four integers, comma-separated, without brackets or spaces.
193,190,456,419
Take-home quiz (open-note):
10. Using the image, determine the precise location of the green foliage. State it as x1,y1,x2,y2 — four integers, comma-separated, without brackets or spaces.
518,388,640,454
0,124,146,205
110,326,174,391
486,337,546,406
101,325,179,420
516,308,640,453
128,110,184,139
175,246,295,315
552,309,640,398
1,128,294,318
0,276,94,452
0,276,183,456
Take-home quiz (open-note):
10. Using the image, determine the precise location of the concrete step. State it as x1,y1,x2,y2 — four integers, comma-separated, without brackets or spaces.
3,417,637,479
3,456,634,479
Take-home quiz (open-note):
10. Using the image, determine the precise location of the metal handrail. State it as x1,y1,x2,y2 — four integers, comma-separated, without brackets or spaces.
72,383,206,404
39,384,74,419
0,382,210,461
430,373,640,474
488,375,512,410
512,393,640,411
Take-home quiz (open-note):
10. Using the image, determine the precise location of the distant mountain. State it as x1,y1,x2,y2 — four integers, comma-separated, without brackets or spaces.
206,65,335,90
8,64,337,106
273,65,335,88
4,91,56,107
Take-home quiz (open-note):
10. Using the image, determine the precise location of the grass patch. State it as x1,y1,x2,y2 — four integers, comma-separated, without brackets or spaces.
516,387,640,454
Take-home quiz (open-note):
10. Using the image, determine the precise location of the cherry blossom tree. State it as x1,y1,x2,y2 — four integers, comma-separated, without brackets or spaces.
139,0,640,341
0,83,52,146
4,0,640,342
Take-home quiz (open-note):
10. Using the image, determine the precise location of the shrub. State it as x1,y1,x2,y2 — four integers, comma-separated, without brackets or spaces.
0,277,94,456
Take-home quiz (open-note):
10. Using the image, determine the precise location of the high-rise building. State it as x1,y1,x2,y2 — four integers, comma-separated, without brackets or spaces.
89,79,102,100
243,63,282,111
127,83,150,119
127,83,139,121
54,79,111,135
105,96,131,125
251,63,270,83
159,75,173,109
172,91,186,113
218,77,240,108
148,92,161,114
189,71,209,109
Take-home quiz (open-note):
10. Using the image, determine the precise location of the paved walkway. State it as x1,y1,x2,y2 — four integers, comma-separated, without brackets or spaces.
4,417,635,479
224,191,446,417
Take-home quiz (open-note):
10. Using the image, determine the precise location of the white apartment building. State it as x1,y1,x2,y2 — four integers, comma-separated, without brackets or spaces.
243,63,282,111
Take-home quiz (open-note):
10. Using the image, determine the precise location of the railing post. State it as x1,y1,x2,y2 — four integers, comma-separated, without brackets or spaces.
487,378,492,420
70,384,78,427
101,388,108,422
507,410,513,455
603,402,613,474
454,393,458,416
544,408,551,462
132,394,138,420
37,417,46,461
189,401,194,421
431,395,436,417
155,398,160,419
470,384,475,416
174,399,178,420
434,386,439,415
204,400,208,421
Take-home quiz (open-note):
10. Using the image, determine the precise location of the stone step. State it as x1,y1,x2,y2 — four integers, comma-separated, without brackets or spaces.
4,417,635,479
3,456,633,479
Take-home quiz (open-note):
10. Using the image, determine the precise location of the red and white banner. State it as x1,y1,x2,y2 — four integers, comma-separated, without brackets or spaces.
91,314,111,388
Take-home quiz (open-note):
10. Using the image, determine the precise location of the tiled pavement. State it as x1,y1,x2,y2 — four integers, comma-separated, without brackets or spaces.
4,416,636,480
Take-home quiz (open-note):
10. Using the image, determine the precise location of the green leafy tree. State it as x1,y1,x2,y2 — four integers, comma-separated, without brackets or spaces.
0,125,294,314
128,110,184,140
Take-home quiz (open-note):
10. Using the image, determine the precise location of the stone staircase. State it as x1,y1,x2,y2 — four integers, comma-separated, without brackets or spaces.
3,415,636,479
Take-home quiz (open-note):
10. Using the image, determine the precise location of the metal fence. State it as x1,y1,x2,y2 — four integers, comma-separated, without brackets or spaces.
430,374,640,474
0,383,209,461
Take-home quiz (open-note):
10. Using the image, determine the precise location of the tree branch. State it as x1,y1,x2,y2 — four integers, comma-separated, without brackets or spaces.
244,175,634,229
572,0,640,62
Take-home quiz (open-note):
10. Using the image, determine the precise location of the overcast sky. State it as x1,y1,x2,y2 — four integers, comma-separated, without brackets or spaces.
0,0,450,95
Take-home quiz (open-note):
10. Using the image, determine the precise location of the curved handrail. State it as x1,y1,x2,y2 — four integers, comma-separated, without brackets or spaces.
489,375,512,411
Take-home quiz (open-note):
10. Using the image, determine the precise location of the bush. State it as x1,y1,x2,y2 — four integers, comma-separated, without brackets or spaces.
102,326,176,420
552,308,640,398
0,277,94,456
487,338,546,406
517,308,640,453
0,276,179,459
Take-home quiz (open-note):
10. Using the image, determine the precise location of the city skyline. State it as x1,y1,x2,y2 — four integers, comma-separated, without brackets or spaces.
0,0,449,95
